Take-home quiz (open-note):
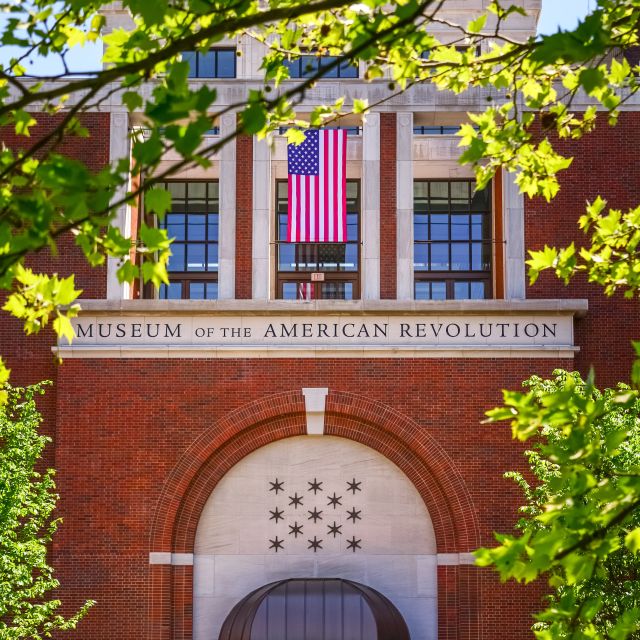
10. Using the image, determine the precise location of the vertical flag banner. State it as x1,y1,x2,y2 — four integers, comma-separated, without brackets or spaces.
287,129,347,242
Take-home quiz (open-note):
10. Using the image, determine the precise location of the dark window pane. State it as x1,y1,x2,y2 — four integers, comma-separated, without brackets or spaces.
168,244,185,272
471,214,483,240
319,56,339,78
206,282,218,299
216,49,236,77
183,51,197,77
166,214,185,240
346,213,358,241
430,244,449,270
301,55,319,77
279,244,296,271
187,214,206,240
451,215,469,240
415,281,430,300
282,283,298,299
454,282,471,299
207,243,218,271
470,281,485,299
414,244,428,270
283,58,299,77
430,214,449,240
187,244,206,271
339,59,358,78
451,243,470,270
198,51,215,77
168,182,186,200
471,187,491,210
318,244,346,271
208,219,219,241
190,282,205,299
471,243,483,270
160,282,183,299
432,282,446,300
344,244,358,271
414,214,429,241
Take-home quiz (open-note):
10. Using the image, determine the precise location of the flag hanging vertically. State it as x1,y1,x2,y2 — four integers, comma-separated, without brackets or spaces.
287,129,347,243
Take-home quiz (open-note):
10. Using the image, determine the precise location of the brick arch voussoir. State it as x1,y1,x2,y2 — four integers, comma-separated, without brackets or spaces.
149,390,305,551
326,390,480,552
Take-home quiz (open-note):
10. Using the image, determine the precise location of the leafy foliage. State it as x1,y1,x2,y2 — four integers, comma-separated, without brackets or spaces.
528,198,640,298
0,383,94,637
478,371,640,639
0,0,638,389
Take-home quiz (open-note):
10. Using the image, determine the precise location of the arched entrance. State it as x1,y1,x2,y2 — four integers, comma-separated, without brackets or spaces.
193,436,436,640
219,578,411,640
148,390,481,639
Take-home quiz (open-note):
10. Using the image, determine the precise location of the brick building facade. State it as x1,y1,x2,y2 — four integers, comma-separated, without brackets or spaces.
2,1,640,638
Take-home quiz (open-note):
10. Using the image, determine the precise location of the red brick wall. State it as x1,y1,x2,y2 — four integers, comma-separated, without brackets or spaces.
235,127,253,298
0,112,110,300
0,112,110,465
50,356,570,640
526,112,640,387
380,113,397,299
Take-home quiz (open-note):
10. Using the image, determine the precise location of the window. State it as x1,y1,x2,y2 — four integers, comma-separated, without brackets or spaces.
284,54,358,79
155,181,219,300
276,181,360,300
279,125,361,136
183,48,236,78
421,44,481,59
413,125,468,135
413,180,492,300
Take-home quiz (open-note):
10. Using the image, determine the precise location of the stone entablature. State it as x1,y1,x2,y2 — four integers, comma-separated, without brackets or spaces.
56,299,587,358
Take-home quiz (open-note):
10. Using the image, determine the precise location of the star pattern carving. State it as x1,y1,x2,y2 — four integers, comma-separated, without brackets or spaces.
308,507,323,522
347,478,361,494
267,475,364,554
269,536,284,552
269,507,285,523
346,536,361,553
346,507,361,522
327,493,342,508
289,493,303,509
269,478,284,494
308,536,323,552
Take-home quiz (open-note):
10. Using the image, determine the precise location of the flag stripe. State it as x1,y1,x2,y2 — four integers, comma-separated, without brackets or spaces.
288,129,347,243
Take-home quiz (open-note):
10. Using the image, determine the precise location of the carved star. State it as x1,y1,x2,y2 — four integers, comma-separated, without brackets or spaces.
308,478,323,494
346,536,361,553
269,478,284,494
289,493,303,509
289,522,303,538
308,536,323,552
269,536,284,552
327,492,342,509
327,521,342,537
346,507,361,523
269,507,285,523
347,478,362,494
308,507,323,522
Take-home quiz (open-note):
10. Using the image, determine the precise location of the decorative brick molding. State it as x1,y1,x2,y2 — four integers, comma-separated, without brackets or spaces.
147,389,481,639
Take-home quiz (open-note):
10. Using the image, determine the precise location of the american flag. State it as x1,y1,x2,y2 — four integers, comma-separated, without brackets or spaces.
287,129,347,243
298,283,314,301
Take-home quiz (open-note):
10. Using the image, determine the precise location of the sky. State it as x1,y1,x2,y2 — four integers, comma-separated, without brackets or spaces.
1,0,592,75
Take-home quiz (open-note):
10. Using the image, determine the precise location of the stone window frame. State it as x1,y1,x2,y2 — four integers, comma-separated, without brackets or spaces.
413,178,493,301
274,179,362,300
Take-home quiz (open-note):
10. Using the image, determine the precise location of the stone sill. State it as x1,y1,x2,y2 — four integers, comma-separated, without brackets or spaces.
76,298,589,317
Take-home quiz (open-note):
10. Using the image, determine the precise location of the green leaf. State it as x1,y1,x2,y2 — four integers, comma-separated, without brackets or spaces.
467,15,486,34
145,188,172,217
626,528,640,554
